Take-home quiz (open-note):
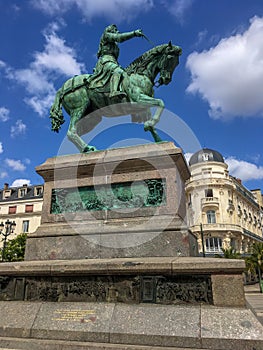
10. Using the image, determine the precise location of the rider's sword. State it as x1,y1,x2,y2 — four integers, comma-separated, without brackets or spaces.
141,33,155,47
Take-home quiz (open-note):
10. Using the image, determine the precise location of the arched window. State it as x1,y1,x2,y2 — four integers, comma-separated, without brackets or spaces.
207,210,216,224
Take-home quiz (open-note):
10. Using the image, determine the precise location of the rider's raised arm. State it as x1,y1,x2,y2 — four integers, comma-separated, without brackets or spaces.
105,29,143,43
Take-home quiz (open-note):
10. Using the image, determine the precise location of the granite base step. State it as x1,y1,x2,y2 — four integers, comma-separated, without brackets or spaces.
0,338,201,350
0,301,262,350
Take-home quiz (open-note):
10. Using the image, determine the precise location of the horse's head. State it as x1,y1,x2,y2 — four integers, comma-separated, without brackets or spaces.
125,42,182,86
157,42,182,86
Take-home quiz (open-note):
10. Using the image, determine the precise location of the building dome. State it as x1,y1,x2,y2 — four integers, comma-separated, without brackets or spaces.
189,148,224,166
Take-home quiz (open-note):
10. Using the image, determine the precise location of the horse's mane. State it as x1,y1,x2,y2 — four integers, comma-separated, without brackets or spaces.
125,44,167,75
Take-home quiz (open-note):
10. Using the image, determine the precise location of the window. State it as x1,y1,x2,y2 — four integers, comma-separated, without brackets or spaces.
8,206,17,214
241,241,246,252
201,153,210,161
19,188,27,198
4,190,11,199
205,189,213,197
22,220,29,233
25,204,33,213
35,186,43,196
230,238,236,249
207,210,216,224
206,237,222,253
188,194,192,207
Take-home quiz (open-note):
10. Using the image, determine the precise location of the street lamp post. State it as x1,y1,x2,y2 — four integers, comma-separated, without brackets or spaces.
0,219,16,262
200,223,206,257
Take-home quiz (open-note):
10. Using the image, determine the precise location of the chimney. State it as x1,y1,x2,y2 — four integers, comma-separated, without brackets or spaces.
4,183,9,190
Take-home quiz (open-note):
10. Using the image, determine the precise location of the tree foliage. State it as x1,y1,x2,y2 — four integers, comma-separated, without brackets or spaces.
1,233,27,262
220,247,241,259
216,247,241,259
245,242,263,274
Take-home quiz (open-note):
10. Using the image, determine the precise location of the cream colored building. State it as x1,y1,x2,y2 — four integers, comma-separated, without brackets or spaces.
0,183,43,245
185,148,263,256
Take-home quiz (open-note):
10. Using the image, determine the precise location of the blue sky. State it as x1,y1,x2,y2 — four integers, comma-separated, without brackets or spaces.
0,0,263,191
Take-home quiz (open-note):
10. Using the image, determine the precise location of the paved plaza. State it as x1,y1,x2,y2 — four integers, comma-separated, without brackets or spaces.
245,283,263,325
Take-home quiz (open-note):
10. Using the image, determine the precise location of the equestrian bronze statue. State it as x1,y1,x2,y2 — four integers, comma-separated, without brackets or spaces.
50,25,182,153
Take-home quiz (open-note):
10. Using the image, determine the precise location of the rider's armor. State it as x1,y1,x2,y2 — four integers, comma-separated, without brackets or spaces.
95,25,141,100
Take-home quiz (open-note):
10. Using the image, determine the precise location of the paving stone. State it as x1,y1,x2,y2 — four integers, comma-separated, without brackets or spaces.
0,337,206,350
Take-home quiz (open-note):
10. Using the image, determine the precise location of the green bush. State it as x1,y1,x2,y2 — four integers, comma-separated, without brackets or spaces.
1,233,27,262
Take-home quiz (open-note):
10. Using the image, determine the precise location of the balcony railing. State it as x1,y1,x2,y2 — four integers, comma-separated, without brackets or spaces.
191,223,241,233
201,197,219,207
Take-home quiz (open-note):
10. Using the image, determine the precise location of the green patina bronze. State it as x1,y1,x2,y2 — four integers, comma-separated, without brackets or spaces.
51,179,165,214
49,24,182,153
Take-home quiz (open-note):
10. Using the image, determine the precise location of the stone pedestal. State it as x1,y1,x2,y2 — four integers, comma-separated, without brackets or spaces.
0,143,262,349
0,258,262,349
25,142,197,260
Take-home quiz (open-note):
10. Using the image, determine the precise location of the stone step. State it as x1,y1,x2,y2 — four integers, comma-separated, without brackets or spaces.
0,338,199,350
0,301,262,350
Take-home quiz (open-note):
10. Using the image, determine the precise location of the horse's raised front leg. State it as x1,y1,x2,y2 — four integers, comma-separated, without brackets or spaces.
136,94,164,143
67,110,97,153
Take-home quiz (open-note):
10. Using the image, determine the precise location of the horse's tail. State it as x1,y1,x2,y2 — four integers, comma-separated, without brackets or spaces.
49,88,65,133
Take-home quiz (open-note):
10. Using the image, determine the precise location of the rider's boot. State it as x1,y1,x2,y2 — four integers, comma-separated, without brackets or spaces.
109,73,127,100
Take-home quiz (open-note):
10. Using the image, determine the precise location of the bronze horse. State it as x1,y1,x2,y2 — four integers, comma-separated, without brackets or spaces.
49,42,182,153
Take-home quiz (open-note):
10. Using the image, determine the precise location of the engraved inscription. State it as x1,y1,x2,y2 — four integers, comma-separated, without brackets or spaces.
52,309,96,323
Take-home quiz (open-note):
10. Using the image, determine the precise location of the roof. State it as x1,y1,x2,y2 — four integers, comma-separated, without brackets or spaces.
189,148,225,166
0,185,43,203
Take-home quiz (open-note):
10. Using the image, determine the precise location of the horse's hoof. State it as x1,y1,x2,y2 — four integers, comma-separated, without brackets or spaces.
89,146,97,152
82,145,97,153
82,146,91,153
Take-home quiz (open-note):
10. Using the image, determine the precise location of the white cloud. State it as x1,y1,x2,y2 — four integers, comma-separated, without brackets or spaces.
196,30,208,46
24,158,31,165
10,120,26,138
9,68,54,95
0,142,3,154
37,23,86,76
0,60,6,68
31,0,153,22
184,152,192,164
5,22,85,117
75,0,154,22
0,171,8,179
5,159,26,171
0,107,10,122
162,0,193,23
26,94,55,118
225,157,263,182
12,4,21,13
11,179,31,187
30,0,72,15
186,16,263,120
